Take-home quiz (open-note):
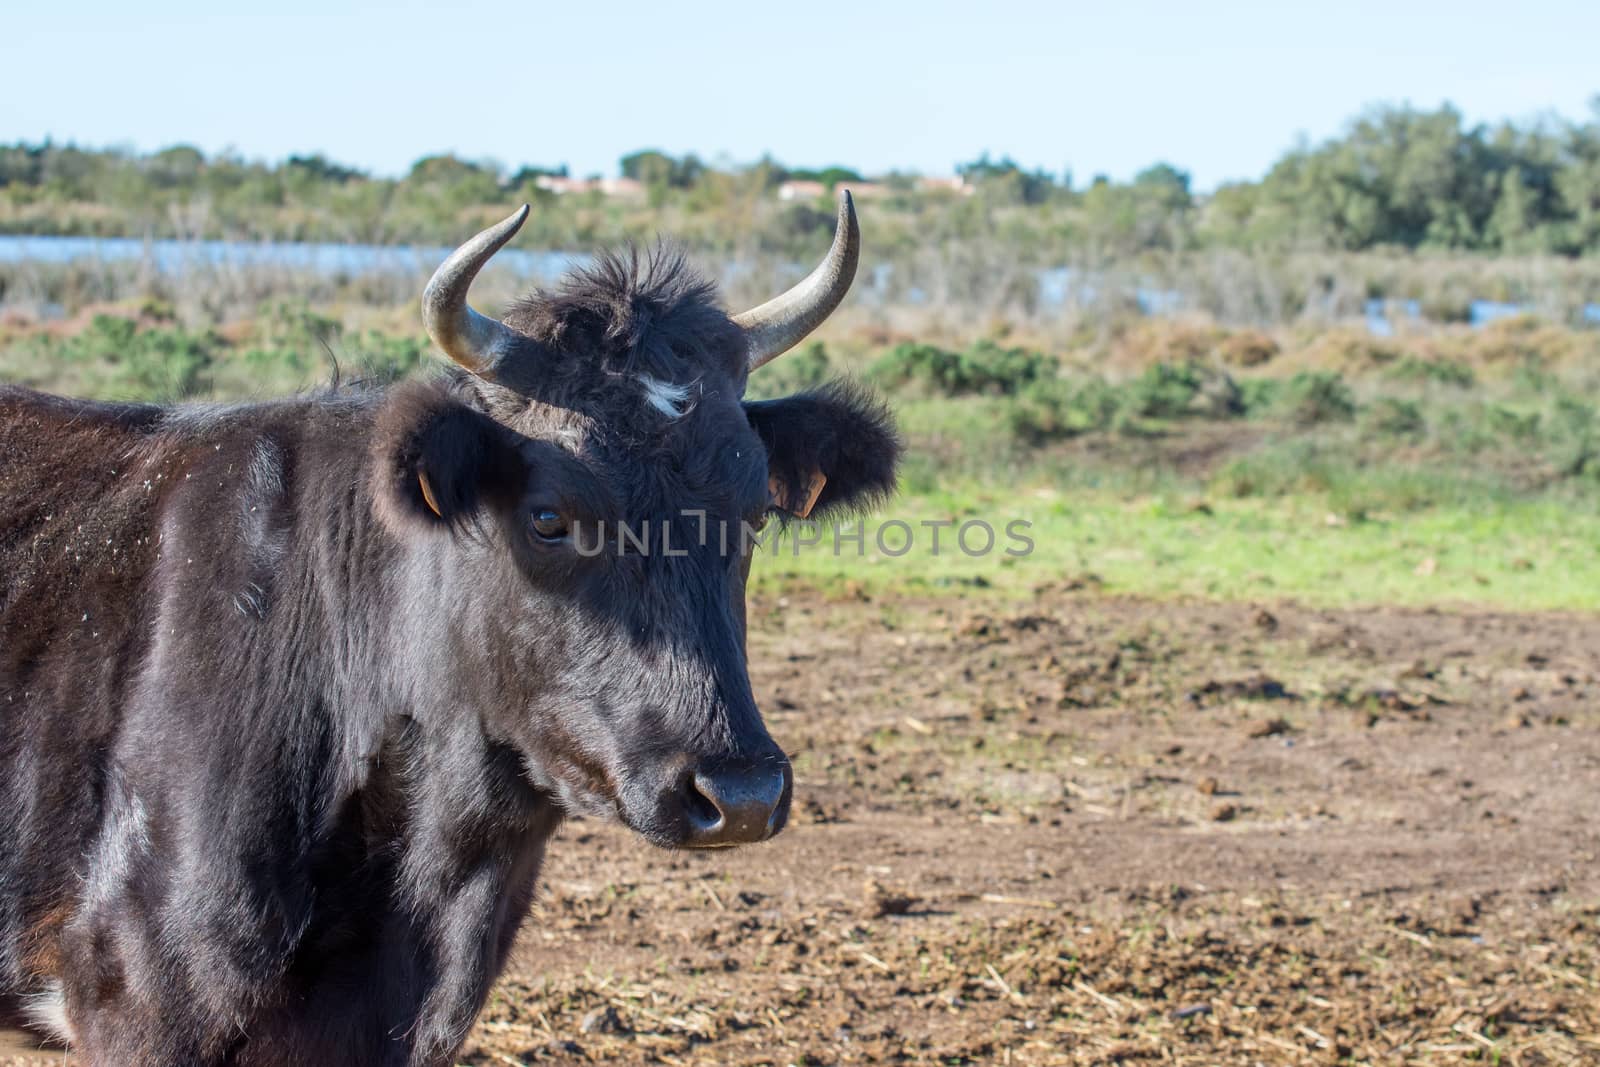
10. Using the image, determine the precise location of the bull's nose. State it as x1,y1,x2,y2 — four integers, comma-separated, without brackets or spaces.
680,760,792,847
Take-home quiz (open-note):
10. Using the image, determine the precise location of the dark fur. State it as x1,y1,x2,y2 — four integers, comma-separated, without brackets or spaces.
0,249,898,1066
744,381,902,521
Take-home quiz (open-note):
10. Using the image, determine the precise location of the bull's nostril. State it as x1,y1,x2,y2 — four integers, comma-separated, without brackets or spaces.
684,774,724,831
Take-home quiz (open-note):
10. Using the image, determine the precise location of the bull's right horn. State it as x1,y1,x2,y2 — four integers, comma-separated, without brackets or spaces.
422,205,531,379
734,189,860,371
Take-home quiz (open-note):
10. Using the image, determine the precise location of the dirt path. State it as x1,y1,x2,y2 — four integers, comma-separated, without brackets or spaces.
8,590,1599,1064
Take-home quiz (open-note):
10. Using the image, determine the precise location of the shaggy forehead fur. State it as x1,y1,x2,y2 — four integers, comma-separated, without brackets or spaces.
499,246,749,392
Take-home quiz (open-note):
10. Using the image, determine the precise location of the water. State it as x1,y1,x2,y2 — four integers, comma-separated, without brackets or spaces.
0,234,579,281
3,234,1597,331
1035,267,1184,316
1363,297,1600,335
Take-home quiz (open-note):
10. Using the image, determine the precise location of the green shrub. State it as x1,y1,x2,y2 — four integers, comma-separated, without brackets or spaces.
1237,377,1282,416
240,345,312,383
1006,376,1120,443
1363,397,1426,438
1485,405,1541,442
868,339,1049,396
256,300,342,351
51,314,215,398
348,331,430,383
1193,367,1245,418
1433,406,1499,454
1006,379,1074,443
1073,378,1123,432
1275,371,1356,426
868,342,960,393
1549,396,1600,478
1124,361,1204,419
1385,356,1475,388
745,340,834,399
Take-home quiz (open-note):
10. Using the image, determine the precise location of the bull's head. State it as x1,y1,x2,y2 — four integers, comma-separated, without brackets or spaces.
372,193,897,848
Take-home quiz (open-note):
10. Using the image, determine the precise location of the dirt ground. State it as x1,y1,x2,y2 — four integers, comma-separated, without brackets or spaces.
5,587,1598,1065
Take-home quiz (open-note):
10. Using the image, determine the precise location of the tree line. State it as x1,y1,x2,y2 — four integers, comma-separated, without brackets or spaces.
3,100,1599,256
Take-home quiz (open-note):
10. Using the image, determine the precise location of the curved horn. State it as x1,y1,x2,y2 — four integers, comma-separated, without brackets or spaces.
422,204,531,378
735,189,860,371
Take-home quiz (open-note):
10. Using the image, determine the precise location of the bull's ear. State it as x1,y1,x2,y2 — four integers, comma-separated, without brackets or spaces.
371,381,522,532
743,380,900,521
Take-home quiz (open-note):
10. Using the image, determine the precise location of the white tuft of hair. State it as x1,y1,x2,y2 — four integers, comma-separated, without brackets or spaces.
638,374,695,418
21,980,73,1046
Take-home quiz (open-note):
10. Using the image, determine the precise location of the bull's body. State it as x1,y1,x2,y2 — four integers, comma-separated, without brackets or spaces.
1,387,551,1064
0,195,895,1065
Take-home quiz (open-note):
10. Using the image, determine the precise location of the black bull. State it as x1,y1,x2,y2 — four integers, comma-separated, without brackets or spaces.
0,194,898,1065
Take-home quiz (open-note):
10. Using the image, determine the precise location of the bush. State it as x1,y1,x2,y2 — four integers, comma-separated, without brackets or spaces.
745,340,834,399
1006,376,1120,443
1363,397,1426,438
255,300,342,351
50,314,215,398
1549,396,1600,479
1385,356,1475,388
348,331,430,384
868,339,1050,396
1485,405,1541,442
1237,377,1282,416
1432,406,1498,454
1193,367,1245,418
1124,361,1204,419
1276,371,1356,426
1006,379,1074,443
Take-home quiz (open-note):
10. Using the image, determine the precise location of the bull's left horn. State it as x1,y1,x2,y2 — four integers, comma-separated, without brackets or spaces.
422,205,531,378
735,189,859,371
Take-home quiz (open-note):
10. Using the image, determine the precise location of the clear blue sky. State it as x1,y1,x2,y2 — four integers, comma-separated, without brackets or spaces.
4,0,1596,191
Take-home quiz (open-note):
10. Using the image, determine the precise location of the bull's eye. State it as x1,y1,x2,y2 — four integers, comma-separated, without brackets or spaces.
531,509,568,541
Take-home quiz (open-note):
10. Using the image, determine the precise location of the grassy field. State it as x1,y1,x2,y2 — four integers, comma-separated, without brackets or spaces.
754,487,1600,611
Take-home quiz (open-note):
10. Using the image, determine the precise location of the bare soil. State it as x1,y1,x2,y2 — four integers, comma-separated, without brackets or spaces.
6,588,1599,1065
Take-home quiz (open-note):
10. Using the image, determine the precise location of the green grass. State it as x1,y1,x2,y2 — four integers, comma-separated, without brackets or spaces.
751,483,1600,612
5,313,1599,613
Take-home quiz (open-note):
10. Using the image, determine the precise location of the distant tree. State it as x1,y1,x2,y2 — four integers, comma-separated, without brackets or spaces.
1556,98,1600,251
674,153,706,188
408,154,491,185
785,165,865,187
1132,163,1191,205
507,163,568,187
621,149,677,188
957,153,1055,204
4,100,1600,255
286,154,365,184
746,154,788,190
397,153,501,225
1198,181,1259,243
0,143,44,186
146,145,206,188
